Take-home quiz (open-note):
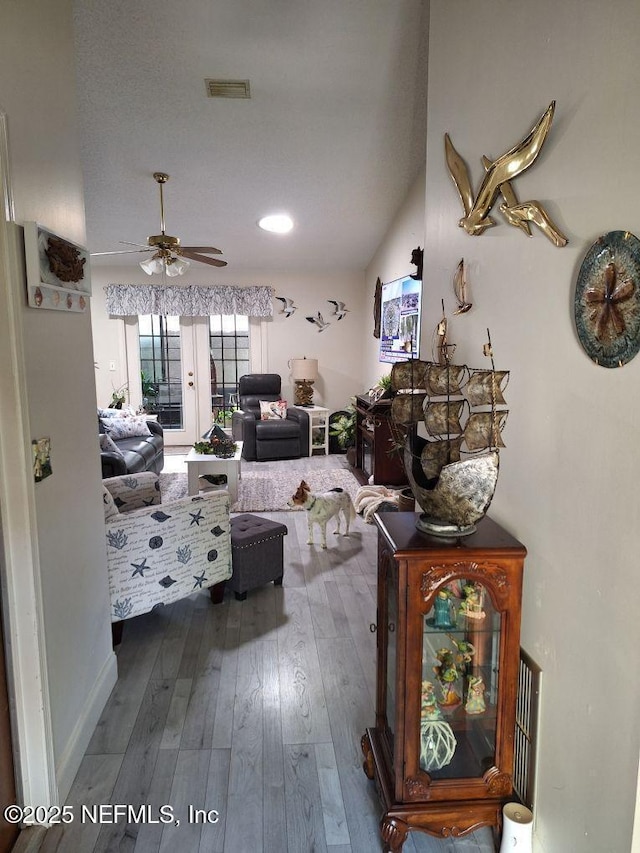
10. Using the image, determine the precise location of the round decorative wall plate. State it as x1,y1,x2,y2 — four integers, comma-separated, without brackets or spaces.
574,230,640,368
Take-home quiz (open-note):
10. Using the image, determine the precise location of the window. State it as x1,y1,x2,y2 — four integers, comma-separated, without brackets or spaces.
139,314,183,429
209,315,249,426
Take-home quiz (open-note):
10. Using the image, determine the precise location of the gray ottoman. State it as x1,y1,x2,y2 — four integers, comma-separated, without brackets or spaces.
229,514,288,600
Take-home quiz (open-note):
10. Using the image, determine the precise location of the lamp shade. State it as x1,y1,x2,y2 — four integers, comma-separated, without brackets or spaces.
290,358,318,381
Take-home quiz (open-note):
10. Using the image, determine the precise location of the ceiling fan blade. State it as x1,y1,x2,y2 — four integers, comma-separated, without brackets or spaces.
181,250,227,268
90,248,153,256
120,240,151,248
181,246,224,255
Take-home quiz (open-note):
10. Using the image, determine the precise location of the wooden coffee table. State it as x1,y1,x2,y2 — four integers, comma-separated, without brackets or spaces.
185,442,243,502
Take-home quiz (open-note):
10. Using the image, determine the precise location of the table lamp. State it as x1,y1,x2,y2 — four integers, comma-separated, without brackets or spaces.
289,357,318,406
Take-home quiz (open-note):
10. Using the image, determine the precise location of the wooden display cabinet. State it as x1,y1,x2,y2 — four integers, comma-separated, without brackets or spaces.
361,513,526,851
354,394,407,486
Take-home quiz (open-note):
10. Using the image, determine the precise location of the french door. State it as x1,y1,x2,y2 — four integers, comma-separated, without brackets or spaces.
124,314,256,446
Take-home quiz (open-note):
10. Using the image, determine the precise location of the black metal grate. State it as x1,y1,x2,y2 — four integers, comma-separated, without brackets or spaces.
513,647,541,811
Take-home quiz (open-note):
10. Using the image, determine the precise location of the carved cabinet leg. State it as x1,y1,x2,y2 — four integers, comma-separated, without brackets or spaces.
361,732,374,779
381,816,408,852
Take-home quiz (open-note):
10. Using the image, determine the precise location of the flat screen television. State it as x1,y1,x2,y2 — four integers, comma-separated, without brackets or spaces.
379,275,422,364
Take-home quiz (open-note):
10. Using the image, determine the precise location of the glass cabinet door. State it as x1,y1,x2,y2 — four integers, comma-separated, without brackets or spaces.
419,579,501,779
385,560,398,749
383,557,399,748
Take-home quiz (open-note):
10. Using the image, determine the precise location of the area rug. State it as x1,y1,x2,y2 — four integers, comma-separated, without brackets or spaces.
159,468,361,513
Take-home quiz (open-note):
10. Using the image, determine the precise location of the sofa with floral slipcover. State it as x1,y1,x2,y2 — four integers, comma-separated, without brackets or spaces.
102,472,231,641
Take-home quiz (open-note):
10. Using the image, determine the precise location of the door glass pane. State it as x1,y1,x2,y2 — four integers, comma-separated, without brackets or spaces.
385,559,398,747
139,314,184,430
209,315,249,426
420,580,500,779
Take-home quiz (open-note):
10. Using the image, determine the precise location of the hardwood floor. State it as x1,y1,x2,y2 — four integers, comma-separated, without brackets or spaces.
35,456,495,853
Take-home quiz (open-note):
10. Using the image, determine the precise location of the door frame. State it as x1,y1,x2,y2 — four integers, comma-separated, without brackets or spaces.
0,584,19,852
0,111,58,810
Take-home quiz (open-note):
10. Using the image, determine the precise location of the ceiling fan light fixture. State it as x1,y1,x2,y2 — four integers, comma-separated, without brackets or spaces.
174,256,191,275
96,172,227,270
140,256,164,275
258,213,294,234
165,256,190,276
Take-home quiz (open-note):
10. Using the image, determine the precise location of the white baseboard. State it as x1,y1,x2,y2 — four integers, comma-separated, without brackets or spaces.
11,826,47,853
54,650,118,803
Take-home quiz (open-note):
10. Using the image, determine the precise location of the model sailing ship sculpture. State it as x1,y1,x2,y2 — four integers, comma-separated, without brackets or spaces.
390,330,509,536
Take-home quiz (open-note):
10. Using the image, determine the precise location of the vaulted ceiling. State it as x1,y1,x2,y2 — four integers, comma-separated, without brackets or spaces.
72,0,428,273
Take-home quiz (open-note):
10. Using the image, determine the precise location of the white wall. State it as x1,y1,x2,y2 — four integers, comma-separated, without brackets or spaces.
0,0,116,802
90,265,366,414
422,2,640,851
363,166,426,390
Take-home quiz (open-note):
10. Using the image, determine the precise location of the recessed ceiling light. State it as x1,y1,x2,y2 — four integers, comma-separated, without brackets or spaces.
258,213,294,234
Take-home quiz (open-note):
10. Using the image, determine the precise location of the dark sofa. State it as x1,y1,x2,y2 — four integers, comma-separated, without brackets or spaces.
100,419,164,478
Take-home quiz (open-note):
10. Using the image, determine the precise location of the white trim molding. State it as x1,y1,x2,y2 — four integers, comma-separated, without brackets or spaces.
0,215,57,808
0,111,15,221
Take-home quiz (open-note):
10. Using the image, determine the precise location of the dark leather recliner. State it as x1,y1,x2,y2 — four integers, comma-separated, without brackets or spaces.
231,374,309,461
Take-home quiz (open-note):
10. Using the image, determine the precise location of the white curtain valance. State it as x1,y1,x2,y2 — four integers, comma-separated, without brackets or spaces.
104,284,274,317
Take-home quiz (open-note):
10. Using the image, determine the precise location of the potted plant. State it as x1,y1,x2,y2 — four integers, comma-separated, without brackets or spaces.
377,373,393,395
215,409,236,427
369,373,393,400
193,436,238,458
140,370,158,413
109,382,128,409
329,404,357,465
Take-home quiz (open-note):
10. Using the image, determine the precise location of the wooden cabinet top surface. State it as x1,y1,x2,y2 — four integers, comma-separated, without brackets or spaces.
355,393,393,414
373,513,526,559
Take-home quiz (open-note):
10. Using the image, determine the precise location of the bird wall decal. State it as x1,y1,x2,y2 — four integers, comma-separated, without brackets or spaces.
444,101,567,247
275,296,297,317
306,312,330,332
327,300,350,320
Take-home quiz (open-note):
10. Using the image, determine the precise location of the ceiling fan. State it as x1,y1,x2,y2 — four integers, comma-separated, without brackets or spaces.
91,172,227,274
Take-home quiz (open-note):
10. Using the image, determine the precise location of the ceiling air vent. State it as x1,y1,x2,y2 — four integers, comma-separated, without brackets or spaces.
205,79,251,99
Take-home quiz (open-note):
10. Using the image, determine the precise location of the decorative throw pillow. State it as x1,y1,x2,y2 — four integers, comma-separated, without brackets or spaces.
259,400,287,420
102,416,152,440
99,433,124,457
98,407,120,419
102,485,120,522
98,406,136,419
